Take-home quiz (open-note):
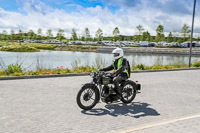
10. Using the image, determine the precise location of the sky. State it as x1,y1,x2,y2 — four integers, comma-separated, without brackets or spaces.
0,0,200,37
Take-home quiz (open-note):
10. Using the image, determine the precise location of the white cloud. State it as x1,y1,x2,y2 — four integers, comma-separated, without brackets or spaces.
0,0,200,38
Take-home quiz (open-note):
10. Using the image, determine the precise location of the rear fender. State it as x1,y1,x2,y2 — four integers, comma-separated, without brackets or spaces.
121,80,141,91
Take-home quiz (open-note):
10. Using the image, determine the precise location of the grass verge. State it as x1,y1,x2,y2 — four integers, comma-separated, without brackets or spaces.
0,45,39,52
0,61,200,77
0,42,97,52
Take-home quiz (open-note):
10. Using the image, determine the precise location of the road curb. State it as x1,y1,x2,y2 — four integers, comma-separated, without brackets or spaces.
131,68,200,73
97,47,200,55
0,68,199,80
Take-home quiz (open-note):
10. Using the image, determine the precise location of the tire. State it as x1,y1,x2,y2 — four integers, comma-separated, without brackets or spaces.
121,80,137,103
76,84,99,110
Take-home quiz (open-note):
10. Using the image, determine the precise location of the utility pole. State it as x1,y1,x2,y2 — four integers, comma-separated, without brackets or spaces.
189,0,196,67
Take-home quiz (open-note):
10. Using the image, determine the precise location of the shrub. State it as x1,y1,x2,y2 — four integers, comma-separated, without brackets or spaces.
135,64,145,70
151,65,162,70
192,61,200,67
4,64,23,75
0,70,4,76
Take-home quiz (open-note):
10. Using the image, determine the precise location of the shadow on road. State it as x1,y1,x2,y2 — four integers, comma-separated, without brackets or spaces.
82,102,160,118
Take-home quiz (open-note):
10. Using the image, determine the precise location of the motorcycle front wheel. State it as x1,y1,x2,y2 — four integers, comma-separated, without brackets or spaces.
76,85,99,110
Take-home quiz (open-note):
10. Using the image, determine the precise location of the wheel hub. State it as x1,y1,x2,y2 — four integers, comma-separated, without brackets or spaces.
83,93,91,101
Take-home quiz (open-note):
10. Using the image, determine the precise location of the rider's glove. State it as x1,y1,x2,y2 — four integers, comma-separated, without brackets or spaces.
111,71,116,77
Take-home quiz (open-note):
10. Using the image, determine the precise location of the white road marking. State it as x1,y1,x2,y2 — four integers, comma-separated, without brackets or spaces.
108,114,200,133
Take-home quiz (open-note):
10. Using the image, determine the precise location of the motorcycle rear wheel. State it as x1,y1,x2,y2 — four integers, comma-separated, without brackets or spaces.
121,81,137,103
76,85,99,110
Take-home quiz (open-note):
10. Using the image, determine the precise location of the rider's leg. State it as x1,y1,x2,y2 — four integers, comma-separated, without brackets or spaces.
113,76,125,96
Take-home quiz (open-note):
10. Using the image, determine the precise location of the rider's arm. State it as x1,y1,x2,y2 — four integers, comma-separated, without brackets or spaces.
99,65,114,71
115,59,127,75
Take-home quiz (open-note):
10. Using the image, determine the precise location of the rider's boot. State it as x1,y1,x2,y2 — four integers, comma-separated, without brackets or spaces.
113,86,121,100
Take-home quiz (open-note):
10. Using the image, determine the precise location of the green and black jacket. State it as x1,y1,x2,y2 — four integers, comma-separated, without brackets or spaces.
100,57,130,78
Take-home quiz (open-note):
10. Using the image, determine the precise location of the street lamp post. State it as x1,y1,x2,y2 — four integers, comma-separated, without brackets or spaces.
189,0,197,67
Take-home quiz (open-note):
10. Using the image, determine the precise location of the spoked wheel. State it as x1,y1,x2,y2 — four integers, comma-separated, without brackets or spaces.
76,85,99,110
121,81,136,103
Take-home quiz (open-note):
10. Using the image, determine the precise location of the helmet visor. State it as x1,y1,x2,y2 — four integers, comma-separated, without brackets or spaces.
114,53,119,57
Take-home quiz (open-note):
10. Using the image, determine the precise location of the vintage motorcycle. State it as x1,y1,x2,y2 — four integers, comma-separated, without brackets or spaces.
76,71,141,110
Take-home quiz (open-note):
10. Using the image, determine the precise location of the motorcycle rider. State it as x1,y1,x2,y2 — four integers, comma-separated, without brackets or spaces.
99,47,130,99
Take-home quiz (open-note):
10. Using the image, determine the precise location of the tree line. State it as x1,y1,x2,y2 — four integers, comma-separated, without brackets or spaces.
0,24,200,43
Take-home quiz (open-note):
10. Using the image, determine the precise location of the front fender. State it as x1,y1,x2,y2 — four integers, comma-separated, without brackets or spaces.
82,83,97,88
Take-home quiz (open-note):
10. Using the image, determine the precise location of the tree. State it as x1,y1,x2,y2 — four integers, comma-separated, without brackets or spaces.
155,25,165,42
16,30,23,45
113,27,120,41
1,30,8,41
167,32,173,43
136,25,144,42
46,29,53,40
28,29,35,40
142,31,151,42
36,28,42,40
83,27,91,42
136,25,144,35
197,33,200,42
81,36,85,41
172,31,178,42
10,29,15,42
56,28,65,41
150,36,154,42
118,35,123,41
71,28,78,41
181,24,190,42
95,28,103,41
178,37,183,43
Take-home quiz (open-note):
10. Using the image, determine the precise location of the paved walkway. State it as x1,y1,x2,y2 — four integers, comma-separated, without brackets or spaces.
0,70,200,133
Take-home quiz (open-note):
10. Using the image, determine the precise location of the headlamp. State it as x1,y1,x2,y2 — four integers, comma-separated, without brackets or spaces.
90,71,96,78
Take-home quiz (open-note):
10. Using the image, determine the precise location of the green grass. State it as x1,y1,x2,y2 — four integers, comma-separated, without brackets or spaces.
0,65,97,76
56,45,97,51
0,42,97,52
0,41,9,47
26,43,57,50
0,42,57,52
0,44,40,52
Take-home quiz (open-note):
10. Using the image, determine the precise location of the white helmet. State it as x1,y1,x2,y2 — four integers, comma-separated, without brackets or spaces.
112,47,124,60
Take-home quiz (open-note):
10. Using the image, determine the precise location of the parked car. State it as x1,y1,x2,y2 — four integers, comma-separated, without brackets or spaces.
101,41,115,46
162,43,171,47
148,42,156,47
121,41,136,46
157,41,167,46
139,41,149,47
171,42,179,47
195,42,200,47
180,42,188,48
180,42,196,48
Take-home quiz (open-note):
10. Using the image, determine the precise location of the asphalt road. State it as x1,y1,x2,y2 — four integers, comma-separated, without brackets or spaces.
0,70,200,133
